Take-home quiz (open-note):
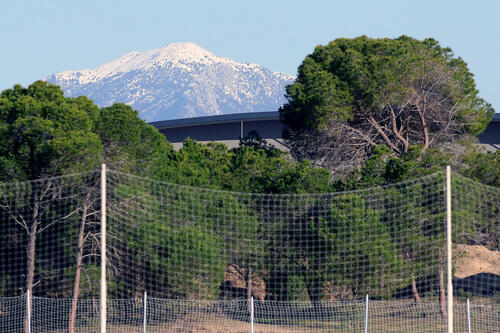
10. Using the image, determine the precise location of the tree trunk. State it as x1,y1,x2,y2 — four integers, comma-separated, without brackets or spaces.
25,200,40,333
26,225,37,298
69,200,90,333
416,102,430,152
411,277,421,303
368,116,402,154
439,268,446,318
301,266,322,311
305,279,322,311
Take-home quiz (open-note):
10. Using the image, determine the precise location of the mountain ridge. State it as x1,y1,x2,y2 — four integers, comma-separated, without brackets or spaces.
47,42,294,121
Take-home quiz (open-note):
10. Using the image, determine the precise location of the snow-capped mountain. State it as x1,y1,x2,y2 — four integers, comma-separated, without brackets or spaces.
46,42,295,121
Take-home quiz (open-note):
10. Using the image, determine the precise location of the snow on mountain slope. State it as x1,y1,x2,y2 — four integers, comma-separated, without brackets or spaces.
46,42,294,121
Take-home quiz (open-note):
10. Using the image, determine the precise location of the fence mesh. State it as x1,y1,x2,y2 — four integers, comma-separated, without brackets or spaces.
0,295,25,333
0,168,498,332
1,296,498,332
106,170,448,303
452,173,500,306
0,171,101,299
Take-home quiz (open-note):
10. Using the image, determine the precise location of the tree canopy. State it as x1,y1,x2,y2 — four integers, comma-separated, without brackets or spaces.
0,81,174,181
0,82,175,332
0,78,498,321
158,137,332,194
0,81,101,181
280,36,494,174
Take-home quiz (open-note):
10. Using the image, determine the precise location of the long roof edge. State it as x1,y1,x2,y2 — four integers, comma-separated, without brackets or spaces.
149,111,280,129
149,112,500,129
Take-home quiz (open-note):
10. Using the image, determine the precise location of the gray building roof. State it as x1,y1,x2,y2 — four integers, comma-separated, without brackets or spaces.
477,113,500,149
150,112,500,150
150,111,279,129
149,111,285,149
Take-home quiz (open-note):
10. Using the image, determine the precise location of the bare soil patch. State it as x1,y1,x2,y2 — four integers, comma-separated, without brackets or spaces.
454,244,500,278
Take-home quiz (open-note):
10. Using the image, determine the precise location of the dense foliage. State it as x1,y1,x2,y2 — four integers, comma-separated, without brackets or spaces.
280,36,494,174
0,56,498,326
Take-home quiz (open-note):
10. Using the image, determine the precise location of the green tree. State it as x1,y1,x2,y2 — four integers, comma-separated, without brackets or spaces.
238,130,281,156
110,177,263,300
97,103,174,177
159,137,332,194
336,147,449,305
280,36,494,174
0,81,102,332
454,150,500,251
0,82,102,181
287,194,408,306
158,139,232,189
333,145,449,190
0,82,175,332
229,146,331,194
461,150,500,187
155,139,334,302
334,144,500,312
133,221,225,299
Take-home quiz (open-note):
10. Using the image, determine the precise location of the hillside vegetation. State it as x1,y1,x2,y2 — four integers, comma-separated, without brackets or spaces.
0,37,499,326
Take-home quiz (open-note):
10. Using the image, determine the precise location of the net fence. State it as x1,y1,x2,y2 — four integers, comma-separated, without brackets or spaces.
1,296,498,332
107,170,449,302
0,167,498,332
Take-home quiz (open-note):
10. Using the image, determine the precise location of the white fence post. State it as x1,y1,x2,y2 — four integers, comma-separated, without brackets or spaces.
26,290,31,333
364,294,369,333
446,166,453,333
100,164,107,333
143,291,147,333
250,296,254,333
466,299,471,333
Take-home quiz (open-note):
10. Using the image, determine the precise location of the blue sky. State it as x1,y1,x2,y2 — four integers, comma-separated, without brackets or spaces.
1,0,499,113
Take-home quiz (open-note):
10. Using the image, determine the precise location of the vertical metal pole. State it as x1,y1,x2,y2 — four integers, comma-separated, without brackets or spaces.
240,120,244,138
466,299,471,333
26,290,31,333
249,296,254,333
364,294,369,333
143,291,147,333
100,164,107,333
446,165,453,333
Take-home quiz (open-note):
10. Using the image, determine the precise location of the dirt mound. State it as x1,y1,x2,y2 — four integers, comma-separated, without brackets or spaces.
220,264,266,300
454,244,500,278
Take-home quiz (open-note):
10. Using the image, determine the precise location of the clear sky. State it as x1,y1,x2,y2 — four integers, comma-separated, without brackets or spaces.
1,0,499,113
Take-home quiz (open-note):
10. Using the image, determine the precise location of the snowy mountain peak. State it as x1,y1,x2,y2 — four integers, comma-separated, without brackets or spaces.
47,43,295,121
155,42,217,62
53,43,238,85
